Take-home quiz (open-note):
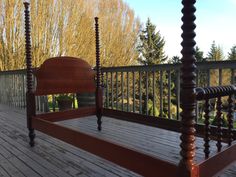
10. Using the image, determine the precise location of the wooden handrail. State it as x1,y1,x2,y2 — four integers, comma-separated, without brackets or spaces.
196,85,236,100
195,84,236,158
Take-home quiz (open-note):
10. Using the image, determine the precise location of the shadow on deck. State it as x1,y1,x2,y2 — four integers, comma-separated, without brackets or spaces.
0,104,235,177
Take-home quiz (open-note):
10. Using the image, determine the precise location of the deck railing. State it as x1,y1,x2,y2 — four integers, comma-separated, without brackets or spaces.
0,60,236,122
102,60,236,122
0,69,48,112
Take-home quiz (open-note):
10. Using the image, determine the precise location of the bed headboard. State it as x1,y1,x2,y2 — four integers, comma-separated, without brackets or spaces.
34,56,96,95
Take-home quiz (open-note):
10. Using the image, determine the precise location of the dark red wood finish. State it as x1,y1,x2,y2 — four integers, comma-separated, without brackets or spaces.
95,17,102,131
178,0,197,176
34,57,96,95
203,99,210,158
104,109,236,142
32,117,178,177
227,94,234,146
104,108,182,132
24,2,36,147
34,107,96,122
216,97,223,152
198,143,236,177
24,1,236,177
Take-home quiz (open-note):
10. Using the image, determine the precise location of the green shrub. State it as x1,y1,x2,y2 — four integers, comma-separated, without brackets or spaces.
211,115,228,127
56,94,73,102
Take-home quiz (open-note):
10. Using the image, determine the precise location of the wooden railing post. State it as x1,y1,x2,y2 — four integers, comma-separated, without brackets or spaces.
116,71,118,110
152,71,155,116
111,72,114,109
145,71,148,115
167,70,171,119
127,71,130,112
160,70,163,117
24,2,36,147
133,71,136,112
178,0,197,176
121,72,124,111
139,71,142,114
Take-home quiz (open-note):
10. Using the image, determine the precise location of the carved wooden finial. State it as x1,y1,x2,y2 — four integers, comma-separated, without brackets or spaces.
95,17,101,88
178,0,197,176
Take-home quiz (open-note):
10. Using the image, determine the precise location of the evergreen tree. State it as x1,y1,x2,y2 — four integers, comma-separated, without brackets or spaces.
195,47,207,118
171,56,181,64
137,18,167,116
170,46,204,64
228,45,236,60
137,18,167,65
207,41,224,61
195,46,205,62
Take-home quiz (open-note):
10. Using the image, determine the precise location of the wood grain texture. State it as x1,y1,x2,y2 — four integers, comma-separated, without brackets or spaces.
34,57,96,95
103,109,236,143
1,104,236,177
179,0,197,176
24,2,35,147
198,143,236,177
34,107,96,122
32,117,178,177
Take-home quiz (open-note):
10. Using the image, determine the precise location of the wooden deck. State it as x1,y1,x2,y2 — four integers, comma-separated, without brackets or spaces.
0,104,235,177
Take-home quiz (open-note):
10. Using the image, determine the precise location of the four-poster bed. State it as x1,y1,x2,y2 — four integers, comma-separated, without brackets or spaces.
23,1,236,177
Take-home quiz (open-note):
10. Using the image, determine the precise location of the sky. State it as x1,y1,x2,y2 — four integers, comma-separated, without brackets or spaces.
124,0,236,58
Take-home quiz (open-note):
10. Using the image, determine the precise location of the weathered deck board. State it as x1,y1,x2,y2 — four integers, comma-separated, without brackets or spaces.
0,104,235,177
0,105,140,177
59,116,221,163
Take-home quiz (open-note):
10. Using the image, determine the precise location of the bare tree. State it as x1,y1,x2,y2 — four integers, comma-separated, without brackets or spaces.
0,0,140,71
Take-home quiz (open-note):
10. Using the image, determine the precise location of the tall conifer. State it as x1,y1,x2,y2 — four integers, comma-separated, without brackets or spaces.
137,18,167,65
228,45,236,60
207,41,224,61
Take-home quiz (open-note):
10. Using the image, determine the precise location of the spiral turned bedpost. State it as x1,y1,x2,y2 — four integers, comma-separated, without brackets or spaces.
227,93,234,146
95,17,101,88
95,17,102,131
24,2,35,147
178,0,197,176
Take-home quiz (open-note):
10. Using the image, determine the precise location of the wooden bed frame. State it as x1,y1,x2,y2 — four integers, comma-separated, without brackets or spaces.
23,1,236,177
